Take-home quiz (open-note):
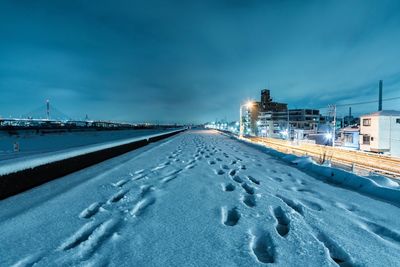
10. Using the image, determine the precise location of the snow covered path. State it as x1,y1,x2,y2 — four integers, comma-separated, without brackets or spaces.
0,130,399,266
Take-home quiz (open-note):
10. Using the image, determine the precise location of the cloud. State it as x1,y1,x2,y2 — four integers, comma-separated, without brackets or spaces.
0,0,399,123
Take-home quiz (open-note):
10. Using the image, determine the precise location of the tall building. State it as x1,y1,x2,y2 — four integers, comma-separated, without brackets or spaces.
240,101,260,136
260,89,287,112
240,89,321,139
257,90,321,139
258,89,288,137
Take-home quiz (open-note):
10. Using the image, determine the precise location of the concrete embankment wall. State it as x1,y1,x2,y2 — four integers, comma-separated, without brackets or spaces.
0,129,185,200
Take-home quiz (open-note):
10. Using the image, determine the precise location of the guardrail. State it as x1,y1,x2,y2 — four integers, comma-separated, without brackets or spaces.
249,136,400,179
0,129,186,200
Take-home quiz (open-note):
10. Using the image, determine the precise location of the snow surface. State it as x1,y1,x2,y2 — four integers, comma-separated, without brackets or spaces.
0,129,180,176
0,130,399,266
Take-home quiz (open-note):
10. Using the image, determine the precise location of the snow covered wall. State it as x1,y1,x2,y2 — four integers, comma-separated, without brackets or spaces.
0,129,185,200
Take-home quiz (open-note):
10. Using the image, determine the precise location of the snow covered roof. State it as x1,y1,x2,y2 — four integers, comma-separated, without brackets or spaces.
339,126,359,132
360,110,400,117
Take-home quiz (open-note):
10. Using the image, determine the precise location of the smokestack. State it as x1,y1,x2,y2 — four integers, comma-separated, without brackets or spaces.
349,107,351,117
46,99,50,120
378,80,383,111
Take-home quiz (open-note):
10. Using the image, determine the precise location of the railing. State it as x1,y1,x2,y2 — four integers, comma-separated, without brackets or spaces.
248,136,400,179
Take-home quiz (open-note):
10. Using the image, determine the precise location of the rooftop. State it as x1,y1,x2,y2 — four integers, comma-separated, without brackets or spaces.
340,126,360,132
361,110,400,117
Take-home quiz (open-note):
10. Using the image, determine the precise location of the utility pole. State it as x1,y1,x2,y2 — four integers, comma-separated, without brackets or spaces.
378,80,383,111
328,104,336,147
287,106,290,140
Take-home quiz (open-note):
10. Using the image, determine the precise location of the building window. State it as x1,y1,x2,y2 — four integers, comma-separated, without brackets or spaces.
371,137,374,141
345,134,353,143
396,118,400,124
363,135,370,145
363,118,371,126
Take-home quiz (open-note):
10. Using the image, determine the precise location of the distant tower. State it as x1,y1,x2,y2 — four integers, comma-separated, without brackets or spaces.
378,80,383,111
46,99,50,120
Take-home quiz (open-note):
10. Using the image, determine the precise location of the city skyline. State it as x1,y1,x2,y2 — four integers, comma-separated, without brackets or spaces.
1,0,399,123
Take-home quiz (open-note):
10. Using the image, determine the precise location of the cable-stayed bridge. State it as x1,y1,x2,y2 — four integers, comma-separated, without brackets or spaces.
0,100,180,130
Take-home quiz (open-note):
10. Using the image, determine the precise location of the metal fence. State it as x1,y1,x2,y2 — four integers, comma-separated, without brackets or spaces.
250,137,400,179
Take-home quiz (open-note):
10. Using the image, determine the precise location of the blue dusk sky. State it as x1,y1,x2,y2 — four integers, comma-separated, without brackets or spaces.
0,0,399,123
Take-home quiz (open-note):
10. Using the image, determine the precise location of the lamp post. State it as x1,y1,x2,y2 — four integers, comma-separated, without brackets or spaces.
239,105,243,137
286,105,290,140
328,104,336,147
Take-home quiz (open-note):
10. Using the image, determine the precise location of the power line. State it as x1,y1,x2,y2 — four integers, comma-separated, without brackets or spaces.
319,96,400,110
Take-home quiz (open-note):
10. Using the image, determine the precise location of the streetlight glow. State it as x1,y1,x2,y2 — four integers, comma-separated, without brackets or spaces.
325,133,332,140
246,101,253,109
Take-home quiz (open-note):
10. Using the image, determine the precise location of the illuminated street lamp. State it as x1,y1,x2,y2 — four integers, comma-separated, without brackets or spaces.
246,101,253,109
325,132,333,140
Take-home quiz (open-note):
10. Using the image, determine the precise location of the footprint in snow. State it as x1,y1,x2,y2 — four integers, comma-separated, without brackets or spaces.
185,163,196,170
314,229,354,266
249,230,276,264
222,183,235,192
232,175,243,184
241,183,255,195
221,207,240,226
131,197,156,217
59,218,120,258
112,179,129,187
134,169,145,175
242,195,256,208
79,202,103,219
214,169,225,175
276,195,304,216
221,164,230,170
360,220,400,246
301,200,323,211
107,189,129,204
228,169,237,177
246,175,260,185
272,206,290,237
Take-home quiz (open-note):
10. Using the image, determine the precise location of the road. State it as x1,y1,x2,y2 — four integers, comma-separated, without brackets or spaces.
0,130,399,266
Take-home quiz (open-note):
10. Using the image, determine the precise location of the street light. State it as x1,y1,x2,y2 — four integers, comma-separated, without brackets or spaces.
325,132,332,140
246,101,253,109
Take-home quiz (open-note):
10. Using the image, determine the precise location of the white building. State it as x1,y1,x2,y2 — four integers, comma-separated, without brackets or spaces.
338,126,359,150
240,101,260,136
359,110,400,157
